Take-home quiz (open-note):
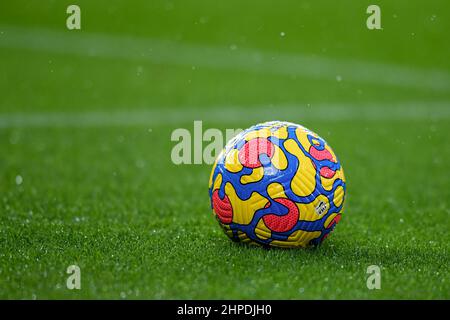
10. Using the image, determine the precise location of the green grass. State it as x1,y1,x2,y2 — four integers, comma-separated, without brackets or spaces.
0,0,449,299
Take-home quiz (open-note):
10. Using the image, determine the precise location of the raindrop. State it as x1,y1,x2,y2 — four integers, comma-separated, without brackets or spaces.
15,175,23,185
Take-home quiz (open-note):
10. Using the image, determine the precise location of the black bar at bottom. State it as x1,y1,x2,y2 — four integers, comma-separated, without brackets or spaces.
0,300,444,318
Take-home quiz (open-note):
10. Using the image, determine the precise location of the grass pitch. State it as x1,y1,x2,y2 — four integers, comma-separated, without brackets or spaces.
0,1,449,299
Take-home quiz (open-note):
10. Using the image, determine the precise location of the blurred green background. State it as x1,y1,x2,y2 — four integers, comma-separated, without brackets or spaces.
0,1,449,299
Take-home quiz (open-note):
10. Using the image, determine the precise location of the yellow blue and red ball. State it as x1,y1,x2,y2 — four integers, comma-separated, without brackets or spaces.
208,121,346,248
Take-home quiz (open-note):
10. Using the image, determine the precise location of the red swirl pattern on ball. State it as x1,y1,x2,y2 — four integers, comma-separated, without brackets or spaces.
212,190,233,224
309,146,336,178
322,214,342,241
328,214,341,229
262,198,299,233
238,138,275,168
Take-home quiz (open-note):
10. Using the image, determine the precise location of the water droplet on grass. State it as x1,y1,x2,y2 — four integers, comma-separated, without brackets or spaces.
15,175,23,185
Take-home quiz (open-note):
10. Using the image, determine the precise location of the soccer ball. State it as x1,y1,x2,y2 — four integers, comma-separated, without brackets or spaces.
208,121,346,248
